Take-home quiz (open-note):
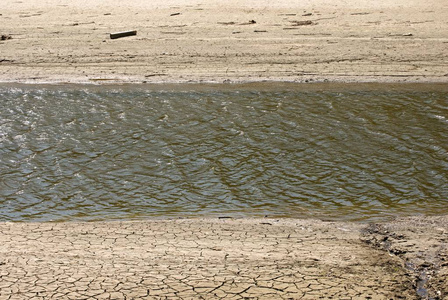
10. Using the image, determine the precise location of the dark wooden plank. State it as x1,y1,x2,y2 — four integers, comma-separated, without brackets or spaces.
110,30,137,39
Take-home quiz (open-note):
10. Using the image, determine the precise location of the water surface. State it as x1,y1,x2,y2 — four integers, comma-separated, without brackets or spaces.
1,83,447,222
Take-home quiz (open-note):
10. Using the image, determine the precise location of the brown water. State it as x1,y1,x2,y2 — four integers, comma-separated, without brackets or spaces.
0,83,447,222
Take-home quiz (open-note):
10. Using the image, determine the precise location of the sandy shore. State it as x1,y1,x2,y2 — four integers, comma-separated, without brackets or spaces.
0,217,447,299
1,0,447,84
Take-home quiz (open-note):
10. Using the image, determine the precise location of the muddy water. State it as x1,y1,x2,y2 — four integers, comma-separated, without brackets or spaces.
1,83,447,222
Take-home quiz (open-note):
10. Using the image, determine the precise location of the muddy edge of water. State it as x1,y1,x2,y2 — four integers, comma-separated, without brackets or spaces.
2,81,448,91
360,215,448,299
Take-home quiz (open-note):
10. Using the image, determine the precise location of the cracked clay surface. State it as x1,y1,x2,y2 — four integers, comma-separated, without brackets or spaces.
0,217,446,299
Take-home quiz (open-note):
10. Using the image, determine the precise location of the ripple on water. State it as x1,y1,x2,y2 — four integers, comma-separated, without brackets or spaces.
0,84,447,222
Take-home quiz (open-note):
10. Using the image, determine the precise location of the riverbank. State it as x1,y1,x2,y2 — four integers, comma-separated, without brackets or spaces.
1,0,447,84
0,216,447,299
1,1,447,299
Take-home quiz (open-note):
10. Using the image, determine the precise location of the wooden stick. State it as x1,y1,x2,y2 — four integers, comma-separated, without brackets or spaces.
110,30,137,39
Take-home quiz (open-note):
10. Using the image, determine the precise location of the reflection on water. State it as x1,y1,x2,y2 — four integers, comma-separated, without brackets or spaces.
0,83,447,222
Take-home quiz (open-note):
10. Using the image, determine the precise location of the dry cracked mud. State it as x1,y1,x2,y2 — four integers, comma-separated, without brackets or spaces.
1,217,446,299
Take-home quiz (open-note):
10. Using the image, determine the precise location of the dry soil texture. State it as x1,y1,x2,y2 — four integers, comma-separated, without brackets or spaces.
0,217,447,299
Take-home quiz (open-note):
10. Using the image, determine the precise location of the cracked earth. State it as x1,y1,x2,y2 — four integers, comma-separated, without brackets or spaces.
0,217,447,299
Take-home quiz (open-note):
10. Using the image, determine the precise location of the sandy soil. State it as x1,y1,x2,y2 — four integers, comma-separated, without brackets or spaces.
0,216,447,299
0,0,447,83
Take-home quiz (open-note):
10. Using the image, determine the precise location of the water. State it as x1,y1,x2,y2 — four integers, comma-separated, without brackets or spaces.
1,83,447,222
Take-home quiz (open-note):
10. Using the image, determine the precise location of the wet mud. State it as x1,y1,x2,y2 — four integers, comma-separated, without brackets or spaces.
361,216,448,300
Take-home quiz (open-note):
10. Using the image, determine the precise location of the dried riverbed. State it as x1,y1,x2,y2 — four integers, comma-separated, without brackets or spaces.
0,216,447,299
